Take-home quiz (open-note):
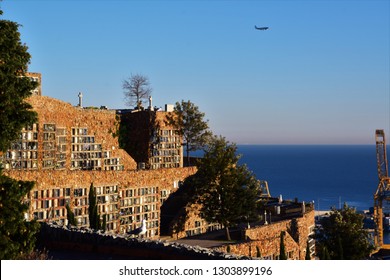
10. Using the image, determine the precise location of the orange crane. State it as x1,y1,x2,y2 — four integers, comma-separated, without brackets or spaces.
373,129,390,249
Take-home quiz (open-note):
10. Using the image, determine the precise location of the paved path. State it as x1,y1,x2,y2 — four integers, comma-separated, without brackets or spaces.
170,239,234,248
160,228,240,248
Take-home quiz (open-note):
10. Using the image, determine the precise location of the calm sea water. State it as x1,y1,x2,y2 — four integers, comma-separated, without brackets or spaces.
236,145,380,211
191,144,390,243
236,145,390,244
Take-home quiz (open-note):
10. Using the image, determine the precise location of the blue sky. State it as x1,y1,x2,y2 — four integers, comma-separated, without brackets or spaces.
2,0,389,144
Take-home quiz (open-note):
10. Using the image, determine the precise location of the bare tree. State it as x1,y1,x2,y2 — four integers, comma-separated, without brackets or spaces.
123,74,152,109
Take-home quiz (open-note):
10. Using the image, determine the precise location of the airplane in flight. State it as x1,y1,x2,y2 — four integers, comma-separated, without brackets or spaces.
255,26,269,30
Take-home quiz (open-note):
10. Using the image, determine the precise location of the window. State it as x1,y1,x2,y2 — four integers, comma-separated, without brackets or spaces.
43,200,50,209
53,189,60,197
43,124,55,131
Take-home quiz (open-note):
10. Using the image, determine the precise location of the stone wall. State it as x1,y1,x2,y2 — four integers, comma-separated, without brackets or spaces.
6,167,196,191
1,95,136,171
118,110,183,170
167,204,221,240
5,167,197,237
26,95,136,170
215,210,315,260
118,110,152,166
39,222,250,260
1,94,196,237
26,72,42,96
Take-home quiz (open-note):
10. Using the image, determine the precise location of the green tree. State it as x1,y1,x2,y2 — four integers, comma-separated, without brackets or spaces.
337,236,344,260
279,231,287,260
320,246,331,260
316,204,374,260
0,8,38,152
0,176,40,259
305,241,311,260
0,7,40,259
192,136,260,240
88,183,100,230
122,73,152,109
102,214,107,232
256,246,262,258
66,204,77,227
165,100,211,166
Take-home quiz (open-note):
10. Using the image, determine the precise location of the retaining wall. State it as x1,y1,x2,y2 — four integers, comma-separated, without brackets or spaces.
39,223,250,260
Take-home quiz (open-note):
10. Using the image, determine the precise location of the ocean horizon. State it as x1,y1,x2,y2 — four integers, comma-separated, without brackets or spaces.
190,144,390,243
192,144,388,212
236,144,382,212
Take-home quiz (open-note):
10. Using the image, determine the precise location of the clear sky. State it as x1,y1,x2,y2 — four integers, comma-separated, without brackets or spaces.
2,0,389,144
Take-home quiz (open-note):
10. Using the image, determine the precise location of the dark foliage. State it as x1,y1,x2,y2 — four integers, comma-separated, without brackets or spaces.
88,183,100,230
66,204,77,226
279,231,287,260
165,100,212,166
192,136,260,240
0,175,40,259
316,204,374,259
0,9,37,152
0,7,40,259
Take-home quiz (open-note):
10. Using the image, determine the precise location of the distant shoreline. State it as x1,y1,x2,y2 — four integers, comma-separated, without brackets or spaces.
315,210,331,217
236,144,379,147
315,210,370,217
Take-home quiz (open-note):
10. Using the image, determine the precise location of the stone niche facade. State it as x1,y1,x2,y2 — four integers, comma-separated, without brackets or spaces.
168,204,222,240
118,110,183,170
25,72,42,96
1,95,136,171
7,167,196,238
215,210,315,260
1,94,196,238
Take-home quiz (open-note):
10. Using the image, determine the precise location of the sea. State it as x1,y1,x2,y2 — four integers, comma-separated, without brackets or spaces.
191,144,390,244
236,145,379,211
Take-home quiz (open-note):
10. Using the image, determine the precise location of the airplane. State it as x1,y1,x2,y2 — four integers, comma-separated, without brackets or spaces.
255,26,269,30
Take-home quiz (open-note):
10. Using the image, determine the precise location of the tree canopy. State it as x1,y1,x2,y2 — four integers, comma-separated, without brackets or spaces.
87,183,106,231
305,241,311,260
0,8,38,152
192,136,260,240
66,204,77,227
0,176,40,259
0,7,40,259
165,100,211,166
279,231,287,260
122,73,152,109
315,204,374,260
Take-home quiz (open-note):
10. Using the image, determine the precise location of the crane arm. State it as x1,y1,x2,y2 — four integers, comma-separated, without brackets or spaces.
376,129,388,180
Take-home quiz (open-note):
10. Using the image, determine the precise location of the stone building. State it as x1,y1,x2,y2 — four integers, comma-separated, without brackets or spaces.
161,181,316,260
1,86,195,238
25,72,42,96
1,73,315,257
1,95,130,171
215,208,315,260
117,106,183,170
